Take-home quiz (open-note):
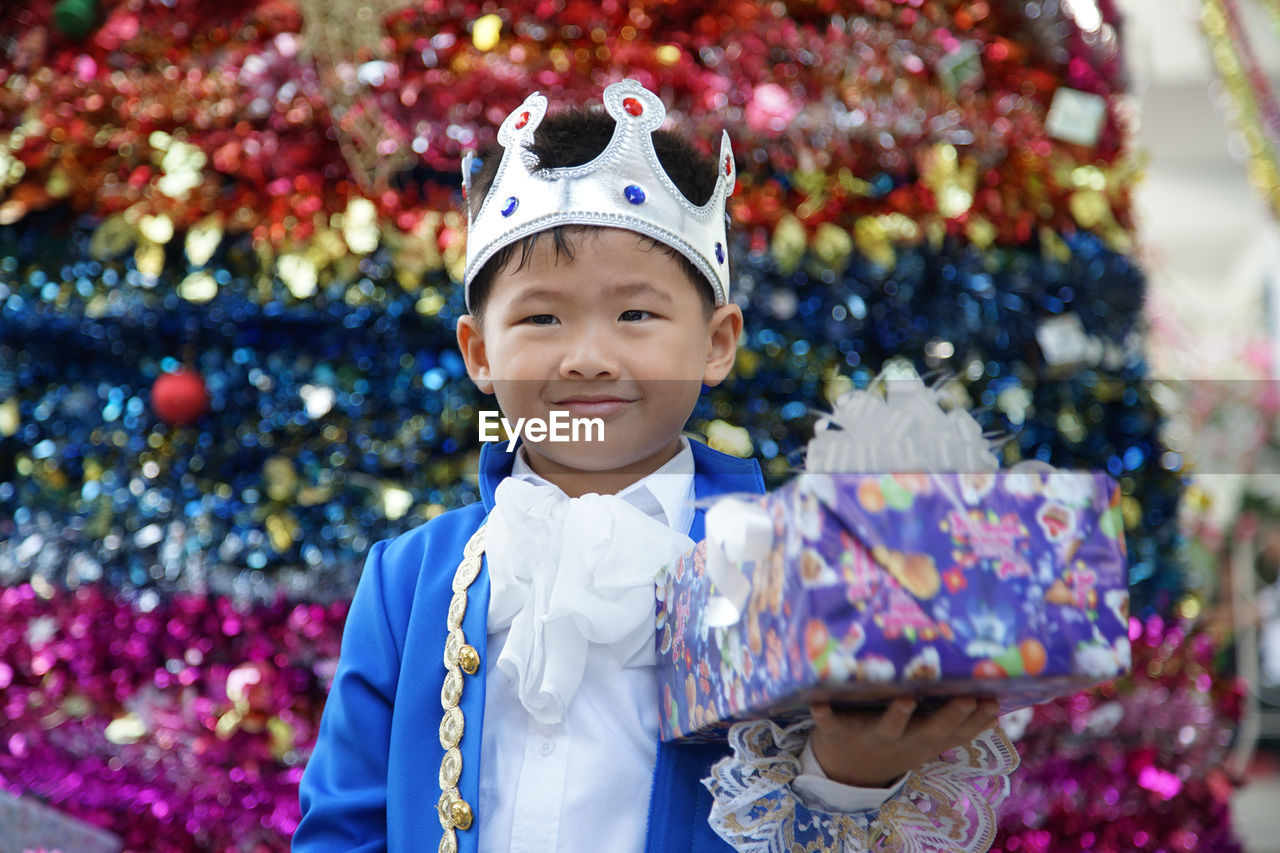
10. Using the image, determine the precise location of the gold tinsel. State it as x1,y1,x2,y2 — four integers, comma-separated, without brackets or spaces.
297,0,418,192
1201,0,1280,218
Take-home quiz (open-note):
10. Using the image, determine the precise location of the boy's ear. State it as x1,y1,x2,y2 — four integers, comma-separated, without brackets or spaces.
701,303,743,388
455,315,494,394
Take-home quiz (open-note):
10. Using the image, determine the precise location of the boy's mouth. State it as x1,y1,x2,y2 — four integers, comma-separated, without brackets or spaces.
551,394,638,418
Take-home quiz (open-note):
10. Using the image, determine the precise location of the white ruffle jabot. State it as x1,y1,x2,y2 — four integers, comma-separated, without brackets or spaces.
703,719,1020,853
485,476,695,725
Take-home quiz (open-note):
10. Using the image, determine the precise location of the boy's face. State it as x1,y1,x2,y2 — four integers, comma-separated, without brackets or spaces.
456,227,742,495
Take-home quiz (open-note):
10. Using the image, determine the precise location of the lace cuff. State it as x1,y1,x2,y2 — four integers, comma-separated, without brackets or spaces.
702,719,1020,853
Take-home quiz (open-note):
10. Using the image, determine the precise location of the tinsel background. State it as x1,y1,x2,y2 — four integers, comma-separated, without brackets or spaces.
0,0,1246,850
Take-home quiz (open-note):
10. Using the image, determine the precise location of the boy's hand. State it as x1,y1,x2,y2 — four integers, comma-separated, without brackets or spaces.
807,697,1000,788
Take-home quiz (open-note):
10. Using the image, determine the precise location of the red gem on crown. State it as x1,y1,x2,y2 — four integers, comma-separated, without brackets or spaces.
623,97,643,117
724,154,732,176
515,111,531,130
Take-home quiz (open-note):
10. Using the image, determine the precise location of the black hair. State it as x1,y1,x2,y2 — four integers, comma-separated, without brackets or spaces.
464,107,722,324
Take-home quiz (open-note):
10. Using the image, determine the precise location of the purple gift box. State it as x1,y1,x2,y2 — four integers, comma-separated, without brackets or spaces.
656,471,1130,742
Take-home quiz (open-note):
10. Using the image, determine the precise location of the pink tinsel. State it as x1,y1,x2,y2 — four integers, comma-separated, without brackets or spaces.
0,583,346,852
0,583,1247,851
991,616,1245,852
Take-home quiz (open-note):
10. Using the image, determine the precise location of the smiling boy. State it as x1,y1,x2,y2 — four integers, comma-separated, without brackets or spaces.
295,79,1010,853
457,225,739,497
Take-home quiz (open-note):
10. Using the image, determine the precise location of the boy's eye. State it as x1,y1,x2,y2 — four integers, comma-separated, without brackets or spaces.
619,309,653,322
523,314,559,325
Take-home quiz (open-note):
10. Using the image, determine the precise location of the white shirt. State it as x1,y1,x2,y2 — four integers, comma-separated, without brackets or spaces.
477,438,902,853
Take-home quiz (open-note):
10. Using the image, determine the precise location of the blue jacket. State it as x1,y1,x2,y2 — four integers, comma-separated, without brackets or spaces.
295,439,766,852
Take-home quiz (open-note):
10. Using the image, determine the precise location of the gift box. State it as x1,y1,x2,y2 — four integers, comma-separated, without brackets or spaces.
655,470,1130,742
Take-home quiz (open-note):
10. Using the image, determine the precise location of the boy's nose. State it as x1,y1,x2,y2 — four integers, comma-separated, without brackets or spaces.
559,326,620,379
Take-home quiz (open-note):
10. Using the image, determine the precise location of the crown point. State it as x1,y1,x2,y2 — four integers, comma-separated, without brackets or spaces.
501,197,519,217
515,111,531,130
715,243,725,264
624,185,646,205
623,97,644,117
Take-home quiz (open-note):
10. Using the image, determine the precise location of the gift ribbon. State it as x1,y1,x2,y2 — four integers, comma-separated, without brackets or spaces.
703,497,775,627
807,375,1000,474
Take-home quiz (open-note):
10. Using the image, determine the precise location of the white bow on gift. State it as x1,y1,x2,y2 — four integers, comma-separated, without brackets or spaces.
806,373,1001,475
700,370,1008,630
702,497,775,628
485,477,695,725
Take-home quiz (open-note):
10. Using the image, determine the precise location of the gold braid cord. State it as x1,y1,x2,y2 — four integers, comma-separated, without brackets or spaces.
435,525,486,853
703,719,1019,853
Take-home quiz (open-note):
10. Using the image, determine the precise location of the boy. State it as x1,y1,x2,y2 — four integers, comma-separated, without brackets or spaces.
295,79,1012,853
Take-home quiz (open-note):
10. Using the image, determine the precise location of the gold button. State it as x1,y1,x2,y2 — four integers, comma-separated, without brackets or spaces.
450,798,473,831
458,644,480,675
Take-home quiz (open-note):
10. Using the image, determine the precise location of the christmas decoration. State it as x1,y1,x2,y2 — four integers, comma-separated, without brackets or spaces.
51,0,99,40
0,580,1240,853
0,0,1136,253
1198,0,1280,217
1201,0,1280,218
0,581,345,851
296,0,417,191
991,616,1244,853
0,216,1179,611
150,369,210,426
0,0,1242,850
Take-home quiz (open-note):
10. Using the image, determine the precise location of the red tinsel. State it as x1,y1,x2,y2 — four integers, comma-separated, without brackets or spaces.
0,0,1133,253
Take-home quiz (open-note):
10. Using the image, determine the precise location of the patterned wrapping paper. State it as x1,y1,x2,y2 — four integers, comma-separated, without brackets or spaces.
656,471,1130,743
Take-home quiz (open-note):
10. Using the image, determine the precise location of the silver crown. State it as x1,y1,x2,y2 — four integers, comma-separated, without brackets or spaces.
461,79,736,309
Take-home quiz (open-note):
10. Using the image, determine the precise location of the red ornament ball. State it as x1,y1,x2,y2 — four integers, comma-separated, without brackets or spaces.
151,369,210,425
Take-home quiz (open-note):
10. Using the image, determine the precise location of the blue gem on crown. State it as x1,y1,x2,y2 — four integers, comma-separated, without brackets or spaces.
715,243,725,264
501,197,519,217
624,185,646,205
